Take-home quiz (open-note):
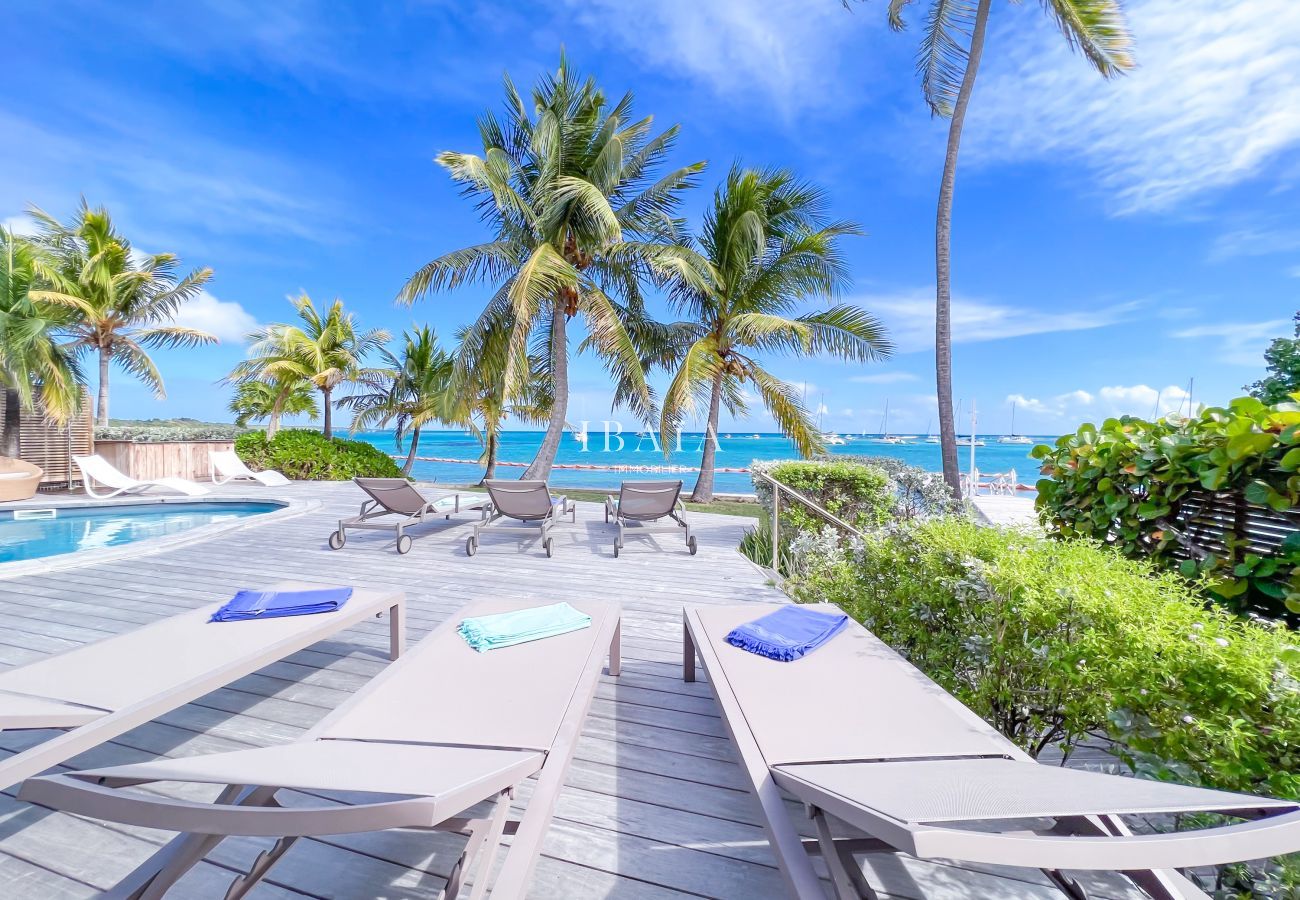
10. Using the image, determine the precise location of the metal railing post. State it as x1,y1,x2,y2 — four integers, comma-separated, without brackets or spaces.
771,485,780,572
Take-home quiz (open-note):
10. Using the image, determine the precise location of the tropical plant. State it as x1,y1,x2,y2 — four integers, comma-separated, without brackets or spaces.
1032,396,1300,621
229,294,389,440
228,380,318,430
1248,312,1300,404
0,227,84,455
29,202,216,425
398,54,707,480
343,325,455,474
235,429,403,480
655,166,891,501
858,0,1135,497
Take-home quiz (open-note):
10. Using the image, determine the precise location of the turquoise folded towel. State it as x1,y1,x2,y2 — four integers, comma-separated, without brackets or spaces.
458,602,591,652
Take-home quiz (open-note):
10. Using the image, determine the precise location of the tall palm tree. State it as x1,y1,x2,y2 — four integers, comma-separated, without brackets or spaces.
398,54,707,480
656,166,893,502
227,380,318,431
344,325,455,474
867,0,1133,496
0,228,84,455
30,202,216,425
230,294,389,440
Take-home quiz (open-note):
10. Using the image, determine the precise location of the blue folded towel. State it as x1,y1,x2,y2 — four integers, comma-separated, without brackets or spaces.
459,602,591,652
209,587,352,623
726,606,848,662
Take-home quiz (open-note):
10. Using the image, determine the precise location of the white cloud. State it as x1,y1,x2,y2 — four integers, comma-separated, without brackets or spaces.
169,292,260,344
562,0,872,114
1208,225,1300,262
1008,384,1194,421
859,288,1137,352
969,0,1300,214
848,371,919,384
1173,318,1289,366
1,215,36,236
1290,266,1300,279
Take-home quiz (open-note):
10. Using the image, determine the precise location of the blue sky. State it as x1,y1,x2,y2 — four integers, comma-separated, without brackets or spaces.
3,0,1296,436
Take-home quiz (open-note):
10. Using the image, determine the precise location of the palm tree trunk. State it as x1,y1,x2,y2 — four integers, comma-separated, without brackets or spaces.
522,306,568,480
96,347,111,427
402,427,421,475
321,388,333,440
690,372,725,503
481,428,499,484
934,0,993,500
1,388,20,458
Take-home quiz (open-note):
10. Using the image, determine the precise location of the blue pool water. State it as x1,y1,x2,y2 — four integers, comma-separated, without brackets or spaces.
0,501,283,563
350,430,1048,495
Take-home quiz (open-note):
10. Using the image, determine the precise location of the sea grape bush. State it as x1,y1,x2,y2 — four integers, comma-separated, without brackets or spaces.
235,429,403,480
751,458,891,534
1032,396,1300,620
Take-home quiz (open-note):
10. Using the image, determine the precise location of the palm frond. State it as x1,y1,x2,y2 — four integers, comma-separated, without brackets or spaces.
1041,0,1135,77
917,0,976,117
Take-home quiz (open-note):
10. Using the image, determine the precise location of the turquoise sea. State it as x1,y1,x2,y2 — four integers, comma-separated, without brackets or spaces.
350,429,1049,495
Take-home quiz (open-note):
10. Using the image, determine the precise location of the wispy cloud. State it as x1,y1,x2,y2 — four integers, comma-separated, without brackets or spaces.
1208,224,1300,262
562,0,874,115
849,371,919,384
859,288,1137,352
1173,318,1289,366
968,0,1300,214
1009,383,1195,421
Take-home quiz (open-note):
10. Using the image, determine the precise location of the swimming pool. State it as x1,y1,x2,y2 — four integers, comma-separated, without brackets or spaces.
0,501,285,563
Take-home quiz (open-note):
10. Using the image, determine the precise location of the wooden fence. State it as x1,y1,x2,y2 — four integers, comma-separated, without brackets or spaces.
93,440,233,483
18,397,94,490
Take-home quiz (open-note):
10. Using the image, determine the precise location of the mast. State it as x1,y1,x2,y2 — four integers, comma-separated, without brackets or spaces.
969,399,978,487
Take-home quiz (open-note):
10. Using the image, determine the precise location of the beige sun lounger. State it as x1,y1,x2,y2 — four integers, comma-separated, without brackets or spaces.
604,480,696,557
75,454,210,499
0,583,404,792
683,603,1300,900
467,479,576,558
329,477,487,554
23,597,622,900
209,450,291,487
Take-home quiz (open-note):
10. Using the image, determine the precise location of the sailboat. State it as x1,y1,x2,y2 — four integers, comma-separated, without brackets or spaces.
924,417,939,444
817,393,847,444
997,400,1033,444
872,399,906,444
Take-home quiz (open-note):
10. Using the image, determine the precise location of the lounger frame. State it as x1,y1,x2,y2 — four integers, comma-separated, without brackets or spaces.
468,480,575,558
604,480,696,557
330,477,485,554
682,606,1297,900
74,454,210,499
0,586,405,792
26,600,621,900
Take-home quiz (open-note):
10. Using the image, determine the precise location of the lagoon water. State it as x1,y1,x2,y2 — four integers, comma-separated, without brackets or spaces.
351,429,1049,495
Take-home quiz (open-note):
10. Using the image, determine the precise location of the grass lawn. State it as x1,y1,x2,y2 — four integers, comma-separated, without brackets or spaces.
450,485,761,518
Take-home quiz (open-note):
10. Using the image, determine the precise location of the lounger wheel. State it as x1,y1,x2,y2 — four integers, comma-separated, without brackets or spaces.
545,537,555,558
328,530,345,550
687,535,698,555
613,541,620,558
396,534,413,555
466,536,478,557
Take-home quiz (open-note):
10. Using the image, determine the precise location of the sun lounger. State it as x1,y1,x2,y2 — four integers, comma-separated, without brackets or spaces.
467,479,575,558
604,479,696,557
209,449,291,487
330,477,487,554
23,597,621,900
74,454,210,499
682,603,1300,900
0,583,405,792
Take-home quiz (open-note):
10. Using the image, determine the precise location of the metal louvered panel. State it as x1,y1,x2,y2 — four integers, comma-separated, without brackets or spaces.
18,393,93,490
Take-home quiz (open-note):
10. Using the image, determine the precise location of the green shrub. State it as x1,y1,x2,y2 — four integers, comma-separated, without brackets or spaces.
95,421,247,442
235,430,403,480
791,519,1300,803
1032,396,1300,620
838,454,963,520
752,458,892,535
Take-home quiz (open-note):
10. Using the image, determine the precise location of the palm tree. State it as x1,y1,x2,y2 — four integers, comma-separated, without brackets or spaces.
0,228,84,455
344,325,455,474
656,166,892,502
30,202,216,425
230,294,389,440
227,380,318,431
398,54,707,480
866,0,1133,496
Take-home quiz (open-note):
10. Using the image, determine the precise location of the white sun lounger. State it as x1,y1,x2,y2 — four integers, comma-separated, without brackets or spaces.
0,584,405,791
75,454,211,499
23,597,622,900
683,603,1300,900
209,450,291,487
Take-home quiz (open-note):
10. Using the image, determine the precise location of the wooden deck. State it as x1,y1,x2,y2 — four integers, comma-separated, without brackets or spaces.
0,481,1144,899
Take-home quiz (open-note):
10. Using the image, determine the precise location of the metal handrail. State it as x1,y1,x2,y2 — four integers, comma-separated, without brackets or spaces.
752,470,868,573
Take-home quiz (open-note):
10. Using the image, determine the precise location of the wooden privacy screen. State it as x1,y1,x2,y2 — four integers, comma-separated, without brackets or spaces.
19,394,93,489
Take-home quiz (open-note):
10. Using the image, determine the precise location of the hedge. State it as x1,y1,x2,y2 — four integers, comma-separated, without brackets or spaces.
95,422,247,442
235,430,403,480
1032,396,1300,620
751,458,892,534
